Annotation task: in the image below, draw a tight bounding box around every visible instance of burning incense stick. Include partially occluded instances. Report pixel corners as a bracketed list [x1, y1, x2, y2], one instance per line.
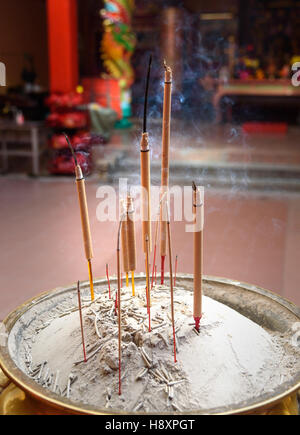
[166, 209, 177, 363]
[77, 281, 87, 363]
[65, 134, 95, 301]
[126, 194, 137, 296]
[192, 182, 204, 332]
[160, 61, 172, 285]
[106, 264, 111, 299]
[140, 55, 152, 256]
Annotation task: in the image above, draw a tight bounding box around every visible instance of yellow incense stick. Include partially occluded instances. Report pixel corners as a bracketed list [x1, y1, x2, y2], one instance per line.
[131, 271, 135, 296]
[88, 259, 95, 301]
[126, 272, 129, 288]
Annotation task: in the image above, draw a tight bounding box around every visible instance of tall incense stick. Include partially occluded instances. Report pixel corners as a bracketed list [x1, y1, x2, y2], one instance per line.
[140, 55, 152, 256]
[65, 134, 95, 301]
[77, 281, 87, 363]
[160, 61, 172, 284]
[192, 182, 204, 332]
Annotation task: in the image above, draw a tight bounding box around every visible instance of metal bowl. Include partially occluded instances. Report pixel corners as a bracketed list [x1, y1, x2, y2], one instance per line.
[0, 275, 299, 415]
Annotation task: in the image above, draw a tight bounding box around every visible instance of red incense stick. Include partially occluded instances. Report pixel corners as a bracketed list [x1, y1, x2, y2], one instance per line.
[161, 255, 166, 285]
[77, 281, 87, 363]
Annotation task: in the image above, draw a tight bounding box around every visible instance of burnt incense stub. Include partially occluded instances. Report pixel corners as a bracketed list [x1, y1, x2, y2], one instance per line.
[1, 276, 299, 415]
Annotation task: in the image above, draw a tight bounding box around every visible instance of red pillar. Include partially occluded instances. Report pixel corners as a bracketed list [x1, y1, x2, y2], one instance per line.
[47, 0, 78, 93]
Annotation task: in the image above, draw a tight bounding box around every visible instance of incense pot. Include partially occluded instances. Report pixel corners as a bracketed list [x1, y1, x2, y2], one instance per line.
[0, 275, 299, 415]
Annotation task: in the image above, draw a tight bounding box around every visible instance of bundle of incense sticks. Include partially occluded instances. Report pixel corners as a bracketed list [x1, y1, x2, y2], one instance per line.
[160, 62, 172, 284]
[192, 182, 204, 332]
[65, 134, 95, 301]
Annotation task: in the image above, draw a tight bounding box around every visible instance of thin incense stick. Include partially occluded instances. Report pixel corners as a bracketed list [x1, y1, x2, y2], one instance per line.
[106, 264, 111, 299]
[65, 133, 94, 301]
[77, 281, 87, 363]
[87, 259, 95, 301]
[160, 61, 172, 284]
[131, 271, 135, 297]
[145, 235, 151, 332]
[167, 213, 177, 363]
[151, 217, 159, 290]
[117, 214, 125, 395]
[192, 182, 204, 332]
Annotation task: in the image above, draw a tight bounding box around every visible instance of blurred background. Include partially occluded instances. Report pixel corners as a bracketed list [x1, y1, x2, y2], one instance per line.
[0, 0, 300, 319]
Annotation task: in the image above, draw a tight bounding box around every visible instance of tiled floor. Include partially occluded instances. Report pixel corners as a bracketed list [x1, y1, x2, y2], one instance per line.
[0, 175, 299, 320]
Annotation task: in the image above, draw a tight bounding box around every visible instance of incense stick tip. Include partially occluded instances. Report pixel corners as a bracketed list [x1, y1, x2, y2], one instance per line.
[64, 132, 78, 166]
[192, 181, 197, 191]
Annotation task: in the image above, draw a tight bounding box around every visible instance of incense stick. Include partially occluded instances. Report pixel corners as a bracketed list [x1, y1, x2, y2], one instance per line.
[160, 61, 172, 284]
[117, 213, 126, 395]
[77, 281, 87, 363]
[65, 133, 95, 301]
[192, 182, 204, 332]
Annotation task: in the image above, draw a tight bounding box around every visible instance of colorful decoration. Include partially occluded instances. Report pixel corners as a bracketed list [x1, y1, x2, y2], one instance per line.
[101, 0, 136, 126]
